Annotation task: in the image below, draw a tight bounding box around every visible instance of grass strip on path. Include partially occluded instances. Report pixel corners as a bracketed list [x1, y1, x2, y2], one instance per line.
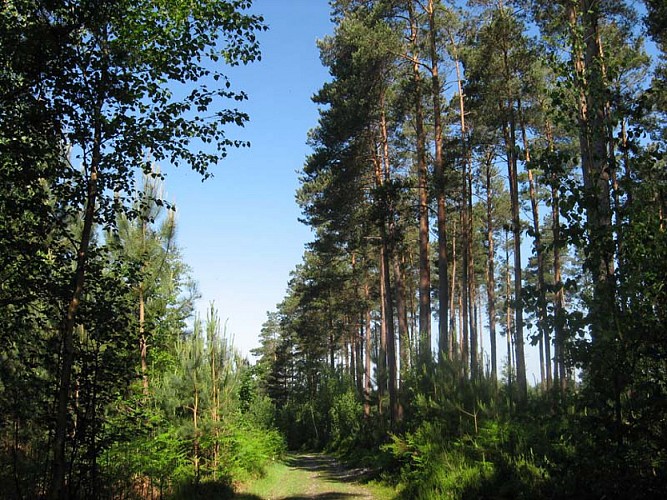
[235, 453, 396, 500]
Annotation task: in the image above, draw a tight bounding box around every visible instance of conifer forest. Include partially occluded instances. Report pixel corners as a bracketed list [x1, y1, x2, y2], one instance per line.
[1, 0, 666, 498]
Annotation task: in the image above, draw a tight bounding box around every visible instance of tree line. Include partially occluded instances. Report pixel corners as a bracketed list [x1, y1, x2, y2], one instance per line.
[252, 0, 666, 497]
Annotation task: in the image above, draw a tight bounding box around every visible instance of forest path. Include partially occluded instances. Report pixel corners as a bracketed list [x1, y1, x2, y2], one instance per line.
[234, 452, 395, 500]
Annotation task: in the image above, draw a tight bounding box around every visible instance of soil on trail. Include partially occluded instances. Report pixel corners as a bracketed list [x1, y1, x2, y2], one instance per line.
[235, 452, 391, 500]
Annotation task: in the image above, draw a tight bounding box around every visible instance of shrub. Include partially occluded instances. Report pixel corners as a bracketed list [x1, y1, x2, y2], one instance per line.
[329, 390, 364, 452]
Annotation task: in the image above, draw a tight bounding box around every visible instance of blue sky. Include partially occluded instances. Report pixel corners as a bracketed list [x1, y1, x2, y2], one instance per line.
[166, 0, 333, 356]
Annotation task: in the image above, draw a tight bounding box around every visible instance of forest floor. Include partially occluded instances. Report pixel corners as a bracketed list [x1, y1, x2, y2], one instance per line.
[234, 452, 396, 499]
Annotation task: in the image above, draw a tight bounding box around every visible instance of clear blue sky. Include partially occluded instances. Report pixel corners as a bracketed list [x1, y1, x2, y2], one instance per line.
[166, 0, 333, 356]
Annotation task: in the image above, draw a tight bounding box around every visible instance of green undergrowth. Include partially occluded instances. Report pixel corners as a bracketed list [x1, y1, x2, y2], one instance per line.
[268, 365, 667, 499]
[382, 419, 553, 499]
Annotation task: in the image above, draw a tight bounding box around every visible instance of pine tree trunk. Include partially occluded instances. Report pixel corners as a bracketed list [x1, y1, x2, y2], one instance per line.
[377, 100, 398, 424]
[477, 293, 485, 375]
[528, 165, 552, 390]
[545, 121, 567, 391]
[454, 55, 469, 378]
[489, 9, 528, 401]
[552, 173, 567, 390]
[356, 318, 364, 398]
[461, 190, 470, 379]
[505, 231, 514, 394]
[453, 39, 474, 379]
[378, 248, 388, 415]
[468, 164, 478, 379]
[349, 321, 356, 384]
[519, 102, 552, 390]
[449, 220, 458, 356]
[427, 0, 450, 363]
[363, 285, 372, 417]
[458, 286, 464, 365]
[393, 254, 410, 386]
[470, 279, 479, 379]
[508, 128, 527, 403]
[485, 153, 498, 387]
[500, 99, 527, 402]
[410, 2, 432, 366]
[382, 244, 398, 426]
[328, 306, 335, 371]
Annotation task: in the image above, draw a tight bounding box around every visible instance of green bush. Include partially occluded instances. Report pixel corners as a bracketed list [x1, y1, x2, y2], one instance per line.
[384, 417, 551, 499]
[218, 418, 286, 483]
[329, 389, 363, 452]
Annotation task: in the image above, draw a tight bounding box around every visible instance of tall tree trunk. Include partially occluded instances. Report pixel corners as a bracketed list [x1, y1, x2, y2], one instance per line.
[518, 100, 552, 390]
[484, 151, 498, 387]
[356, 317, 364, 398]
[349, 320, 356, 384]
[551, 168, 567, 390]
[393, 254, 410, 386]
[382, 243, 398, 426]
[552, 175, 567, 390]
[458, 285, 464, 363]
[467, 161, 478, 379]
[363, 285, 372, 417]
[327, 293, 336, 371]
[449, 219, 458, 356]
[407, 247, 418, 356]
[379, 103, 399, 425]
[545, 120, 568, 391]
[477, 293, 484, 375]
[452, 39, 470, 378]
[410, 2, 432, 367]
[378, 247, 388, 415]
[427, 0, 450, 363]
[470, 279, 479, 379]
[505, 230, 514, 398]
[373, 146, 389, 415]
[461, 171, 470, 379]
[348, 331, 354, 376]
[391, 253, 408, 421]
[528, 164, 552, 390]
[506, 118, 527, 403]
